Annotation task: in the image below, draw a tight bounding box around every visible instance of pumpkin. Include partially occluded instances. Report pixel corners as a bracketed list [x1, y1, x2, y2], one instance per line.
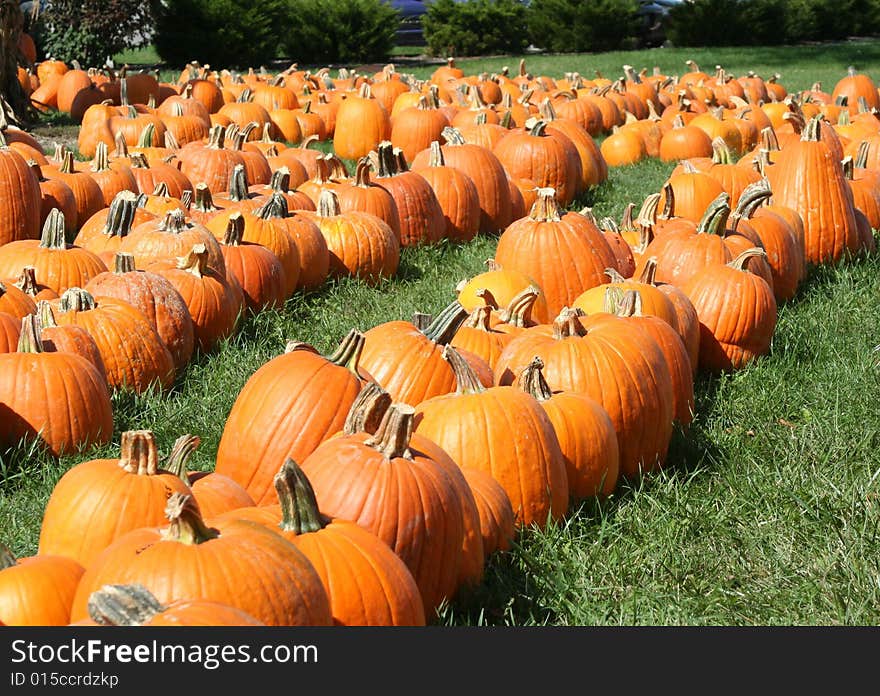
[334, 157, 402, 240]
[178, 125, 246, 194]
[450, 289, 513, 370]
[84, 252, 195, 371]
[219, 459, 427, 626]
[36, 301, 107, 381]
[301, 403, 466, 617]
[29, 159, 77, 235]
[215, 331, 373, 505]
[0, 315, 113, 457]
[81, 584, 263, 626]
[0, 311, 19, 352]
[51, 287, 176, 392]
[0, 543, 84, 626]
[681, 248, 778, 372]
[414, 345, 569, 527]
[12, 265, 57, 302]
[0, 277, 36, 318]
[70, 493, 333, 627]
[457, 258, 550, 324]
[38, 430, 194, 568]
[334, 84, 391, 160]
[391, 94, 450, 164]
[659, 114, 713, 162]
[217, 212, 287, 312]
[494, 187, 618, 317]
[460, 467, 515, 557]
[0, 132, 42, 245]
[659, 160, 726, 224]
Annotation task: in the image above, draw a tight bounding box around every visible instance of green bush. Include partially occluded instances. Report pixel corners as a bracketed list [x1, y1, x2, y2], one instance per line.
[32, 0, 154, 67]
[423, 0, 529, 57]
[282, 0, 400, 65]
[151, 0, 290, 69]
[527, 0, 641, 53]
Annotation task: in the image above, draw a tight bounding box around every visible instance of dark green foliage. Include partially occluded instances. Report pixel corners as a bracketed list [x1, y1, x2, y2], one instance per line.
[32, 0, 154, 67]
[282, 0, 400, 65]
[527, 0, 642, 53]
[666, 0, 880, 48]
[423, 0, 529, 57]
[151, 0, 290, 70]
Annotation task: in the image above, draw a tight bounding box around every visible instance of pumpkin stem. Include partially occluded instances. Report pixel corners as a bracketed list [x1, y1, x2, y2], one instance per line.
[344, 381, 392, 436]
[605, 267, 627, 283]
[176, 244, 209, 277]
[59, 287, 97, 313]
[375, 141, 396, 178]
[411, 312, 433, 331]
[498, 285, 540, 328]
[462, 303, 493, 332]
[638, 257, 660, 286]
[316, 189, 342, 217]
[326, 328, 367, 374]
[516, 356, 553, 402]
[223, 212, 245, 246]
[422, 300, 468, 345]
[602, 285, 627, 314]
[164, 434, 200, 484]
[227, 164, 250, 202]
[17, 314, 44, 354]
[728, 247, 768, 271]
[59, 150, 77, 174]
[695, 193, 731, 235]
[353, 158, 373, 187]
[730, 179, 773, 230]
[38, 209, 67, 249]
[841, 156, 854, 181]
[136, 123, 156, 149]
[475, 286, 498, 309]
[0, 542, 16, 570]
[441, 126, 466, 146]
[620, 202, 636, 231]
[364, 403, 416, 460]
[529, 188, 563, 222]
[427, 140, 445, 167]
[102, 191, 139, 238]
[711, 137, 733, 165]
[270, 167, 291, 193]
[87, 584, 165, 626]
[274, 459, 326, 535]
[113, 252, 136, 274]
[159, 209, 188, 234]
[206, 124, 226, 150]
[442, 344, 485, 395]
[36, 300, 57, 328]
[162, 493, 218, 545]
[552, 307, 588, 340]
[192, 183, 219, 214]
[151, 182, 171, 199]
[90, 141, 112, 173]
[801, 115, 822, 142]
[659, 182, 675, 219]
[118, 430, 160, 475]
[14, 267, 40, 298]
[256, 192, 290, 220]
[856, 140, 871, 170]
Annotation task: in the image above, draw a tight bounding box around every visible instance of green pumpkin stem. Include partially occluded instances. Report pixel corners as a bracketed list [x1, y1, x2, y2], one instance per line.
[527, 119, 548, 137]
[206, 124, 225, 150]
[164, 434, 200, 483]
[118, 430, 160, 475]
[695, 193, 731, 235]
[364, 403, 416, 460]
[856, 140, 871, 170]
[17, 314, 44, 354]
[343, 381, 392, 436]
[516, 357, 553, 402]
[602, 285, 627, 314]
[102, 191, 139, 238]
[711, 137, 733, 165]
[274, 459, 326, 534]
[38, 209, 67, 249]
[90, 141, 112, 172]
[530, 188, 563, 222]
[730, 179, 773, 231]
[176, 244, 209, 277]
[422, 300, 468, 345]
[728, 247, 768, 271]
[552, 307, 588, 340]
[441, 126, 466, 146]
[326, 328, 367, 374]
[442, 343, 485, 395]
[227, 164, 250, 202]
[59, 287, 97, 313]
[37, 299, 57, 328]
[428, 140, 445, 167]
[87, 584, 165, 626]
[499, 286, 540, 328]
[137, 123, 156, 149]
[412, 312, 433, 331]
[162, 493, 218, 545]
[222, 212, 244, 247]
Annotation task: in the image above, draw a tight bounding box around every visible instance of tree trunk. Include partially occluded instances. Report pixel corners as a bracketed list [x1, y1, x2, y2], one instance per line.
[0, 0, 30, 126]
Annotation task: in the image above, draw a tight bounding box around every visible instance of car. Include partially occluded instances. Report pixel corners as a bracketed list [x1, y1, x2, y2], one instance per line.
[636, 0, 686, 46]
[391, 0, 432, 47]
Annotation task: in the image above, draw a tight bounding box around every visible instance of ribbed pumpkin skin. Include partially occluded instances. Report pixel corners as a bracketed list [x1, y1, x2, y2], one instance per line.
[187, 472, 255, 519]
[0, 281, 37, 318]
[0, 554, 84, 626]
[300, 431, 465, 618]
[0, 349, 113, 457]
[283, 214, 329, 290]
[53, 296, 175, 392]
[40, 321, 107, 382]
[0, 146, 42, 245]
[494, 127, 582, 206]
[658, 170, 725, 224]
[375, 170, 446, 247]
[85, 268, 195, 372]
[74, 206, 156, 260]
[769, 129, 861, 265]
[39, 462, 192, 569]
[334, 95, 390, 161]
[412, 162, 481, 243]
[0, 312, 19, 352]
[220, 241, 287, 313]
[746, 211, 804, 303]
[414, 385, 569, 529]
[495, 205, 618, 318]
[682, 260, 778, 372]
[215, 506, 426, 627]
[119, 215, 226, 278]
[457, 266, 550, 324]
[460, 467, 515, 556]
[495, 316, 675, 479]
[215, 349, 368, 505]
[335, 168, 402, 240]
[391, 105, 449, 164]
[0, 242, 108, 296]
[69, 517, 333, 627]
[178, 143, 246, 195]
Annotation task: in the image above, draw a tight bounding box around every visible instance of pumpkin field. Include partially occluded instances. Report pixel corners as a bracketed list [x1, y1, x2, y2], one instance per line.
[0, 36, 879, 627]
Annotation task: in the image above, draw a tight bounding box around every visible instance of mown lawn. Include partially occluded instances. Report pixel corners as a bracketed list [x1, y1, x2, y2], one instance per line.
[5, 43, 880, 625]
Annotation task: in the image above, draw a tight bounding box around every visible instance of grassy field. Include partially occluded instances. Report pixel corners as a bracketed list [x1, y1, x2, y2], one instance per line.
[5, 43, 880, 625]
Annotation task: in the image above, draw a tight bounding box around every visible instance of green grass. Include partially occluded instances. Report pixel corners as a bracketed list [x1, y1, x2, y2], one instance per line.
[8, 42, 880, 625]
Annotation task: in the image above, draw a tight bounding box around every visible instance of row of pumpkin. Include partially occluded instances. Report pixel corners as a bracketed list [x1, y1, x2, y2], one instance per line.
[0, 59, 878, 627]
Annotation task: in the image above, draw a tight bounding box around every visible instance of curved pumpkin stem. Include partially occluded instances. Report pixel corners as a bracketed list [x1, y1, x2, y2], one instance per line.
[604, 267, 627, 283]
[343, 381, 392, 436]
[638, 257, 660, 286]
[316, 189, 342, 217]
[730, 179, 772, 230]
[422, 300, 468, 345]
[118, 430, 160, 476]
[516, 357, 553, 402]
[274, 459, 326, 535]
[0, 542, 16, 570]
[17, 314, 44, 354]
[326, 328, 367, 375]
[462, 303, 494, 332]
[728, 247, 768, 271]
[552, 307, 588, 340]
[38, 209, 67, 250]
[269, 167, 291, 193]
[499, 285, 540, 328]
[442, 344, 485, 395]
[162, 493, 218, 545]
[164, 433, 201, 484]
[659, 182, 676, 220]
[226, 164, 250, 202]
[87, 584, 165, 626]
[364, 403, 416, 460]
[696, 193, 731, 235]
[176, 244, 209, 277]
